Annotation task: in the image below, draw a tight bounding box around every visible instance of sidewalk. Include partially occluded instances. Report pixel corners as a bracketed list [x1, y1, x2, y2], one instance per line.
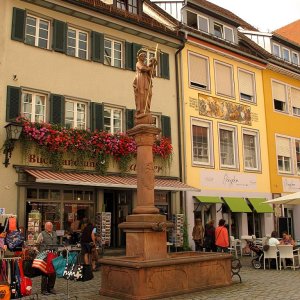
[28, 254, 300, 300]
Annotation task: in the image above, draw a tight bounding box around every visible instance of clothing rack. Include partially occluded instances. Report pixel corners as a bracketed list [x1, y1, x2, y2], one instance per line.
[0, 257, 21, 260]
[0, 214, 17, 218]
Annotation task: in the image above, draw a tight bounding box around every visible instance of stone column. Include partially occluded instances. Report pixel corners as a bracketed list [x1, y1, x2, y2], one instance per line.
[119, 124, 172, 260]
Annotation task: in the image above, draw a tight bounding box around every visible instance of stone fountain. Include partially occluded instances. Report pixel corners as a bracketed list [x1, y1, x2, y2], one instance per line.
[99, 49, 232, 299]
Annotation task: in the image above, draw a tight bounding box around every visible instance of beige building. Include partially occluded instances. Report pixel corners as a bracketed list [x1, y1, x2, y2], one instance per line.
[0, 0, 187, 247]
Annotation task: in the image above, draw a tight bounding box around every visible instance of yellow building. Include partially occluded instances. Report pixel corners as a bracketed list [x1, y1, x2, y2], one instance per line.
[243, 29, 300, 239]
[176, 1, 274, 246]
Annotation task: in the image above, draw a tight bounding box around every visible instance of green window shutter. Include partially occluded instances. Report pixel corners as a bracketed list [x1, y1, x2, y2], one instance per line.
[90, 102, 104, 131]
[52, 20, 66, 53]
[6, 86, 21, 122]
[125, 42, 133, 70]
[126, 109, 135, 130]
[161, 115, 171, 140]
[50, 94, 65, 125]
[160, 52, 170, 79]
[91, 31, 104, 63]
[11, 7, 25, 42]
[132, 43, 142, 71]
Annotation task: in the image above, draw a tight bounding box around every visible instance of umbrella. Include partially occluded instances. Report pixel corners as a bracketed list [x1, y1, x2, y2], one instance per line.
[264, 192, 300, 205]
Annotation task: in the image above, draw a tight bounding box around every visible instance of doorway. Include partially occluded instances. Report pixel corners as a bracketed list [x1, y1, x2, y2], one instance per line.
[104, 190, 132, 248]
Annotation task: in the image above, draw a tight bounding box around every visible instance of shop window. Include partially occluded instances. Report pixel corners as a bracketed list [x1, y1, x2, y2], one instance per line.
[215, 61, 234, 98]
[219, 125, 238, 169]
[65, 100, 87, 129]
[64, 190, 74, 201]
[27, 188, 38, 199]
[50, 190, 60, 200]
[22, 91, 47, 123]
[39, 189, 49, 200]
[104, 106, 123, 133]
[276, 136, 292, 173]
[25, 15, 50, 49]
[104, 38, 123, 68]
[238, 69, 256, 103]
[272, 81, 287, 113]
[243, 129, 260, 171]
[67, 27, 88, 59]
[188, 52, 210, 90]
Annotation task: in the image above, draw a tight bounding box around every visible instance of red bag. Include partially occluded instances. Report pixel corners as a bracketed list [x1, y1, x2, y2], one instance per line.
[8, 217, 17, 231]
[46, 252, 58, 274]
[18, 260, 32, 296]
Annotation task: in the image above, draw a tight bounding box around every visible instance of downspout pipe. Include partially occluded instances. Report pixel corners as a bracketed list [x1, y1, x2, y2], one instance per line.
[175, 33, 186, 213]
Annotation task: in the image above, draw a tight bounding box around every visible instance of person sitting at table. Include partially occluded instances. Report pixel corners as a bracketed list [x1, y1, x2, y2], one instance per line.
[268, 231, 280, 247]
[280, 231, 296, 247]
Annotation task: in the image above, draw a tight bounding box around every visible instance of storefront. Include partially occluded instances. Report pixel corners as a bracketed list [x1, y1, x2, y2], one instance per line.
[16, 168, 190, 248]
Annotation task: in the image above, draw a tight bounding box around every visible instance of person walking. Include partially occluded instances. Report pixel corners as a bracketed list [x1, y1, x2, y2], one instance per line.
[80, 220, 96, 267]
[215, 219, 229, 253]
[36, 222, 58, 295]
[192, 218, 204, 251]
[204, 219, 216, 252]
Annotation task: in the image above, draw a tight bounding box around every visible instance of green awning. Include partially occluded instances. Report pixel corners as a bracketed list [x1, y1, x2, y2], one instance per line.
[195, 196, 223, 204]
[223, 197, 252, 213]
[248, 198, 273, 213]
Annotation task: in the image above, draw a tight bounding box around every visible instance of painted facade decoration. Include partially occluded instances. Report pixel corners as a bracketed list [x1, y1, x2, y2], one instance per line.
[189, 94, 252, 125]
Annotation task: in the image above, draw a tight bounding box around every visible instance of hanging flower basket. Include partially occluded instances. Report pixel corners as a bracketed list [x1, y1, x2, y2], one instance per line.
[14, 117, 173, 174]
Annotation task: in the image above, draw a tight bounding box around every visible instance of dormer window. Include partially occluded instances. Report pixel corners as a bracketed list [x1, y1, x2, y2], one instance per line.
[116, 0, 138, 14]
[282, 47, 290, 62]
[273, 43, 281, 57]
[214, 23, 223, 38]
[292, 52, 299, 65]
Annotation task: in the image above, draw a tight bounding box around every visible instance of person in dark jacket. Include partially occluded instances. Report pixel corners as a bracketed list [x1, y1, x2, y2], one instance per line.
[80, 220, 96, 266]
[204, 219, 216, 252]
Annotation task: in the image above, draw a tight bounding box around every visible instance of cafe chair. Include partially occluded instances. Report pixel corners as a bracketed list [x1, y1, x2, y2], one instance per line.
[263, 245, 278, 270]
[229, 236, 242, 258]
[277, 245, 300, 270]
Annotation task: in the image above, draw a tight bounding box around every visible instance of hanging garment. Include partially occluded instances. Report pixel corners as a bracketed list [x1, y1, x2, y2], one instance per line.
[18, 259, 32, 297]
[8, 217, 17, 232]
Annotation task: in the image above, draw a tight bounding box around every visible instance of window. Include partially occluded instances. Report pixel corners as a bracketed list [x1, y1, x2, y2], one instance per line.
[219, 125, 237, 168]
[291, 87, 300, 117]
[296, 140, 300, 174]
[214, 23, 223, 38]
[224, 26, 234, 43]
[65, 100, 87, 129]
[273, 43, 281, 57]
[272, 81, 287, 112]
[25, 15, 49, 49]
[198, 15, 209, 33]
[215, 61, 234, 97]
[104, 38, 123, 68]
[117, 0, 138, 14]
[192, 119, 213, 166]
[186, 11, 197, 29]
[276, 136, 292, 173]
[282, 48, 290, 62]
[243, 130, 260, 171]
[292, 52, 299, 65]
[238, 69, 256, 103]
[67, 27, 88, 59]
[22, 91, 46, 122]
[104, 107, 122, 133]
[188, 53, 210, 90]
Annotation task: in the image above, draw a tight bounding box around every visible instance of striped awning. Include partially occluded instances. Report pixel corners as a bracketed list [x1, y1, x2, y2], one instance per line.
[24, 169, 198, 191]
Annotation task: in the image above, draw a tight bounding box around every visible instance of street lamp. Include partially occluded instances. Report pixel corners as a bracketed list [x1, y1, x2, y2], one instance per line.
[3, 122, 23, 167]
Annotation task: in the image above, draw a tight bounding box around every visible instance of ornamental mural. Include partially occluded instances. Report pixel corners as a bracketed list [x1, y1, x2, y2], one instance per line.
[189, 94, 252, 125]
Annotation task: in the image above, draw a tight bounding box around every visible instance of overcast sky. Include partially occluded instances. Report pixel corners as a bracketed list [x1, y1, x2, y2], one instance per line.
[208, 0, 300, 32]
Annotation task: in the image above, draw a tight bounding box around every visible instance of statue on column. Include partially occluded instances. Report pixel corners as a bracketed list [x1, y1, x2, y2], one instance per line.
[133, 49, 157, 124]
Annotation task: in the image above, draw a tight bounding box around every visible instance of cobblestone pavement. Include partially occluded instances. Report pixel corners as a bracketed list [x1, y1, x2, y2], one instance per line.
[27, 256, 300, 300]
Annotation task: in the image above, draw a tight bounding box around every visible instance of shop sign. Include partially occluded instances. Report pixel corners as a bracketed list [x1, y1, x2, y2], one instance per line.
[27, 154, 163, 174]
[282, 177, 300, 193]
[0, 208, 5, 215]
[200, 170, 257, 190]
[274, 205, 282, 217]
